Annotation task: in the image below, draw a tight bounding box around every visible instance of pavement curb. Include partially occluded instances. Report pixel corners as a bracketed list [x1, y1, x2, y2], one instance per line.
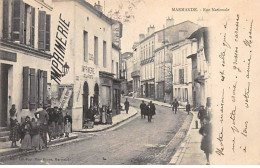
[168, 111, 198, 165]
[75, 108, 138, 133]
[149, 111, 193, 165]
[0, 134, 78, 162]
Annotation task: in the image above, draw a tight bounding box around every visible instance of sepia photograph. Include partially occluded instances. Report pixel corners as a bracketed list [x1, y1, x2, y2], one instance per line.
[0, 0, 259, 165]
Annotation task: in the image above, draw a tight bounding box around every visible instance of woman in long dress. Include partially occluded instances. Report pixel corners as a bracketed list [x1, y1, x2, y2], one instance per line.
[21, 116, 32, 150]
[9, 118, 20, 148]
[31, 119, 44, 151]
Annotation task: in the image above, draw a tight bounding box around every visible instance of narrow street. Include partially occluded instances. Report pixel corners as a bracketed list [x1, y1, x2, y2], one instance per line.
[3, 98, 192, 165]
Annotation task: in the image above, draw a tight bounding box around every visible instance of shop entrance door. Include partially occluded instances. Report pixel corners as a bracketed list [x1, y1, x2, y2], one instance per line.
[0, 63, 10, 127]
[83, 82, 89, 122]
[94, 83, 99, 106]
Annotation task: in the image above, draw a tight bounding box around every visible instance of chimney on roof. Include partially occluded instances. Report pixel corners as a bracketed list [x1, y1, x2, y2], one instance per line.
[166, 16, 174, 28]
[94, 1, 103, 13]
[147, 25, 155, 36]
[139, 34, 145, 42]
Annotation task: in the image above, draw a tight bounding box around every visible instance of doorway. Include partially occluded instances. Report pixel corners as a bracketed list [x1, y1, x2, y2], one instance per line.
[83, 82, 89, 122]
[94, 83, 99, 106]
[0, 63, 11, 127]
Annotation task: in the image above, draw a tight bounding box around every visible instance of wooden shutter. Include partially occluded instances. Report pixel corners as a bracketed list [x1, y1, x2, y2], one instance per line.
[22, 67, 30, 109]
[29, 68, 36, 109]
[2, 0, 9, 39]
[30, 7, 35, 47]
[36, 69, 40, 108]
[43, 71, 48, 106]
[45, 14, 51, 51]
[38, 70, 44, 108]
[11, 0, 25, 43]
[38, 11, 46, 51]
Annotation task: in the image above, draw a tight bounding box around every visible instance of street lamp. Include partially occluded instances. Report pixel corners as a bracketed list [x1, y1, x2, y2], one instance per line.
[62, 62, 70, 77]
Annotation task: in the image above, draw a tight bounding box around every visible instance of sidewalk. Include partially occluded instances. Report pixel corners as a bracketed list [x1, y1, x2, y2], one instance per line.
[0, 133, 78, 159]
[77, 105, 138, 133]
[129, 96, 185, 109]
[169, 111, 206, 165]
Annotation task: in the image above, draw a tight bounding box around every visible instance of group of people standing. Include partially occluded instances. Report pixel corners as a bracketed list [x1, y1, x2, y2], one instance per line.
[139, 100, 156, 122]
[8, 104, 72, 151]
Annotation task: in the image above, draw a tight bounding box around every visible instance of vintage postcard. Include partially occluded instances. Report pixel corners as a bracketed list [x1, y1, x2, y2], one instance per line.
[0, 0, 259, 165]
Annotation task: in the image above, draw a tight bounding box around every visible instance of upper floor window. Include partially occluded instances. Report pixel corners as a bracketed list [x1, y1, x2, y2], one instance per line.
[94, 36, 98, 65]
[2, 0, 50, 51]
[83, 31, 88, 62]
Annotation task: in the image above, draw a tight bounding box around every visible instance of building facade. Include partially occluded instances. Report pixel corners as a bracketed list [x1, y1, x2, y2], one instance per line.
[121, 52, 133, 95]
[0, 0, 53, 127]
[131, 42, 141, 97]
[153, 20, 200, 103]
[187, 27, 211, 108]
[51, 0, 122, 131]
[170, 39, 196, 106]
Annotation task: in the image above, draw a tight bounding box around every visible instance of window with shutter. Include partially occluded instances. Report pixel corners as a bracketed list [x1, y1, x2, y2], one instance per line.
[30, 7, 35, 47]
[3, 0, 9, 39]
[29, 68, 36, 109]
[45, 14, 51, 51]
[22, 67, 30, 109]
[43, 71, 48, 105]
[12, 0, 25, 43]
[38, 11, 46, 51]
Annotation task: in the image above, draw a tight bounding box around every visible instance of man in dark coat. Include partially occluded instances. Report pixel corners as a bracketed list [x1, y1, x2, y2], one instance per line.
[171, 99, 179, 114]
[198, 105, 207, 127]
[124, 99, 130, 114]
[147, 101, 156, 122]
[186, 101, 191, 115]
[149, 101, 156, 116]
[140, 100, 146, 119]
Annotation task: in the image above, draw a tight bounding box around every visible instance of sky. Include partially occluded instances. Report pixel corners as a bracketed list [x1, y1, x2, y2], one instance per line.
[86, 0, 208, 53]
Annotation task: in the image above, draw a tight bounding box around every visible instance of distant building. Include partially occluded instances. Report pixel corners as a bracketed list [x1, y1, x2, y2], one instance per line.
[0, 0, 53, 126]
[170, 39, 197, 106]
[121, 52, 133, 95]
[153, 20, 201, 103]
[131, 42, 141, 97]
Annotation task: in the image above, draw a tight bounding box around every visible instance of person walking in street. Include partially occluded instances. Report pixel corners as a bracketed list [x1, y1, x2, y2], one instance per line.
[149, 101, 156, 117]
[198, 105, 207, 127]
[124, 99, 130, 114]
[199, 116, 212, 165]
[146, 104, 152, 122]
[34, 106, 49, 148]
[171, 99, 179, 114]
[64, 112, 72, 138]
[147, 101, 156, 122]
[140, 100, 146, 119]
[186, 101, 191, 115]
